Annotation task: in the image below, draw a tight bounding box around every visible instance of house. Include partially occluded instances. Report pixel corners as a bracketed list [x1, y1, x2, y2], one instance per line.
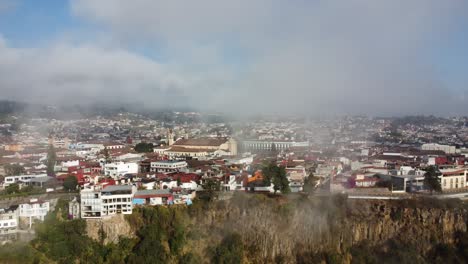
[150, 160, 188, 173]
[80, 185, 136, 219]
[133, 189, 173, 206]
[439, 169, 467, 190]
[104, 162, 138, 179]
[0, 206, 19, 244]
[19, 199, 50, 229]
[2, 174, 48, 188]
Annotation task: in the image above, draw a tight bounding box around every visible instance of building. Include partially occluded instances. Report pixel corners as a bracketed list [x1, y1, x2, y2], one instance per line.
[241, 140, 309, 152]
[155, 137, 238, 159]
[133, 189, 173, 206]
[104, 162, 138, 179]
[81, 185, 136, 219]
[150, 160, 188, 173]
[19, 199, 50, 229]
[422, 143, 458, 154]
[2, 174, 48, 188]
[0, 206, 18, 244]
[439, 169, 467, 190]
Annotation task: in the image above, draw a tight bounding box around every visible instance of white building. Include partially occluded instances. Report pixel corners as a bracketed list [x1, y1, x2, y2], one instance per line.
[0, 207, 18, 243]
[104, 162, 138, 179]
[150, 160, 188, 173]
[422, 143, 458, 154]
[81, 185, 136, 219]
[439, 169, 467, 190]
[242, 140, 309, 151]
[2, 174, 48, 188]
[19, 199, 50, 228]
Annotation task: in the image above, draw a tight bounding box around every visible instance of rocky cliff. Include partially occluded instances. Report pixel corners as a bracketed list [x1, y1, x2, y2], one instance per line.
[84, 195, 468, 263]
[86, 214, 136, 244]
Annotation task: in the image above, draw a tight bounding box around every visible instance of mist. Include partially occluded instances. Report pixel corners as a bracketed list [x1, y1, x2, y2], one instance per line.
[1, 0, 468, 116]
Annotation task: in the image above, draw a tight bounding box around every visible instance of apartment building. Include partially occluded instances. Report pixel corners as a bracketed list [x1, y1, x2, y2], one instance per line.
[81, 185, 136, 219]
[19, 199, 50, 229]
[104, 162, 138, 179]
[150, 160, 188, 173]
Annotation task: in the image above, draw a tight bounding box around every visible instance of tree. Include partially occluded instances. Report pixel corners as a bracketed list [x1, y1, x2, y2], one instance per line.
[262, 163, 290, 194]
[5, 183, 19, 194]
[134, 143, 154, 153]
[63, 175, 78, 191]
[201, 178, 220, 201]
[212, 232, 245, 264]
[46, 144, 56, 176]
[4, 164, 25, 176]
[303, 173, 319, 193]
[103, 147, 111, 164]
[424, 166, 442, 194]
[271, 143, 277, 153]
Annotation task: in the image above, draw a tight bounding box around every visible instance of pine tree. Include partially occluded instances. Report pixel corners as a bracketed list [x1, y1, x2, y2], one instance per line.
[46, 144, 56, 176]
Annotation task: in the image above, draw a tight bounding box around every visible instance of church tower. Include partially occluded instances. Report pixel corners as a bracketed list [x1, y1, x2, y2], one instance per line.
[167, 129, 175, 146]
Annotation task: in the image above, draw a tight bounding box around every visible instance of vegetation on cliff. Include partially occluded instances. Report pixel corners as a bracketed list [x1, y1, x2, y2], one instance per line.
[2, 195, 468, 263]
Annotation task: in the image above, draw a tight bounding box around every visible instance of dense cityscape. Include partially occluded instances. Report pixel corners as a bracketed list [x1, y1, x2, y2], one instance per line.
[0, 101, 468, 262]
[2, 0, 468, 263]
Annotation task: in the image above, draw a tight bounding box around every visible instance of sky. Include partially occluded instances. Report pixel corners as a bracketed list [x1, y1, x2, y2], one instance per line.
[1, 0, 468, 117]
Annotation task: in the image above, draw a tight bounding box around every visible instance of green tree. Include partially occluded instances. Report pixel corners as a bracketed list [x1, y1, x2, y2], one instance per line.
[201, 178, 220, 201]
[134, 143, 154, 153]
[271, 143, 277, 153]
[103, 147, 111, 164]
[303, 173, 319, 193]
[212, 232, 245, 264]
[424, 166, 442, 194]
[5, 183, 20, 194]
[46, 144, 56, 176]
[63, 175, 78, 191]
[4, 164, 25, 176]
[262, 163, 290, 194]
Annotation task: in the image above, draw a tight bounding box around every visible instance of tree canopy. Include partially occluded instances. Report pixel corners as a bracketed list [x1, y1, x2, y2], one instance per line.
[134, 142, 154, 153]
[63, 175, 78, 191]
[424, 166, 442, 194]
[46, 144, 56, 176]
[262, 163, 290, 194]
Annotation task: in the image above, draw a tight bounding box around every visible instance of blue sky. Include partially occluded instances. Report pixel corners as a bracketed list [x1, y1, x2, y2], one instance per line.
[1, 0, 468, 115]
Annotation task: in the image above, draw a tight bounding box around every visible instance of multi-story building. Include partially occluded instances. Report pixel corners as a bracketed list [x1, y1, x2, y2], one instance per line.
[104, 162, 138, 179]
[2, 174, 48, 187]
[241, 140, 309, 152]
[19, 199, 50, 229]
[422, 143, 458, 154]
[81, 185, 136, 219]
[0, 206, 19, 244]
[439, 169, 467, 190]
[150, 160, 188, 173]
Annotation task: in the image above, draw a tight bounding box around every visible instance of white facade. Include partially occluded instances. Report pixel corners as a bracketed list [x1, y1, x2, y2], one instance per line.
[81, 185, 136, 219]
[19, 199, 50, 228]
[0, 209, 18, 243]
[242, 140, 309, 151]
[422, 143, 458, 154]
[440, 169, 467, 190]
[150, 161, 188, 173]
[3, 174, 48, 187]
[104, 162, 138, 179]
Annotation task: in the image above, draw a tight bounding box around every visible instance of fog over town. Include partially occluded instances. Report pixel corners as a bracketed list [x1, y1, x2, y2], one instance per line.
[2, 1, 468, 263]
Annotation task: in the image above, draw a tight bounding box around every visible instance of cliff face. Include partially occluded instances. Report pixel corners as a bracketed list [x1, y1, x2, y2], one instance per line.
[84, 195, 468, 263]
[86, 214, 136, 244]
[191, 196, 468, 262]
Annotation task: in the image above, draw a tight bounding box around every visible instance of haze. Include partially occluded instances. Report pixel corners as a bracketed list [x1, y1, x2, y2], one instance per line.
[1, 0, 468, 116]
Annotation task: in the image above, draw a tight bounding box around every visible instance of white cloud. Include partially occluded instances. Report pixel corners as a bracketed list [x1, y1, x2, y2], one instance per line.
[1, 1, 468, 116]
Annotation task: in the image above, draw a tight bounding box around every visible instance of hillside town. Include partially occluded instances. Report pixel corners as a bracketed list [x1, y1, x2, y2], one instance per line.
[1, 109, 468, 244]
